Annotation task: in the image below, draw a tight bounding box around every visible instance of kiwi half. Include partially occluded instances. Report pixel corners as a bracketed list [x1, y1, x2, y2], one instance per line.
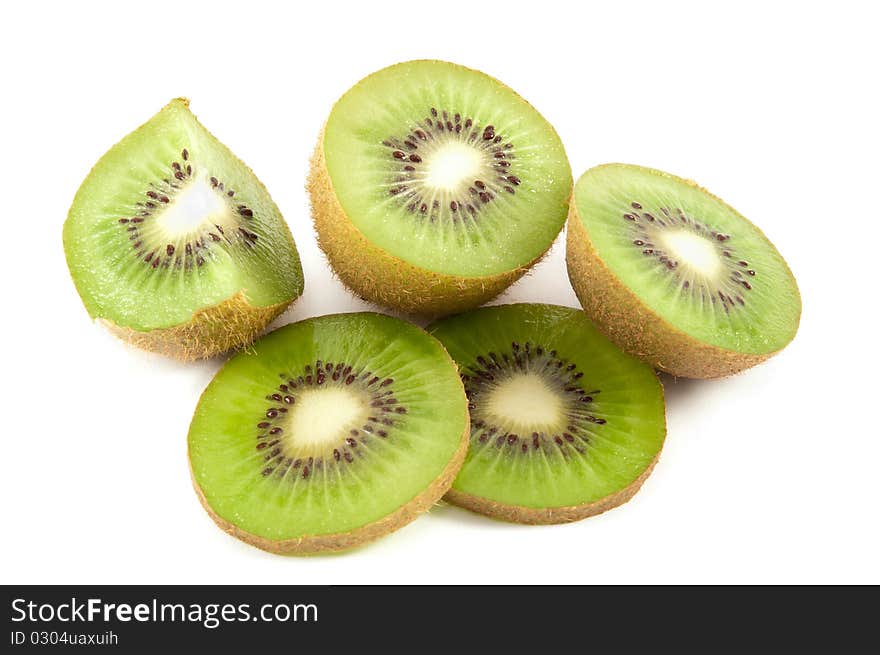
[308, 60, 572, 315]
[428, 304, 665, 524]
[188, 312, 469, 554]
[566, 164, 801, 378]
[64, 99, 303, 360]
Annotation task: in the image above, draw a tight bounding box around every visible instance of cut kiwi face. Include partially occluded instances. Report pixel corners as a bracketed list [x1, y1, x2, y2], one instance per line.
[188, 312, 469, 554]
[566, 164, 801, 378]
[309, 60, 572, 315]
[63, 98, 304, 360]
[428, 304, 665, 524]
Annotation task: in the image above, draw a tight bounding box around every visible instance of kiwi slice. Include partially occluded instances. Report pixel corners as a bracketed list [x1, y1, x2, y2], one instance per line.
[188, 312, 469, 554]
[566, 164, 801, 378]
[63, 98, 303, 360]
[308, 60, 572, 315]
[428, 304, 665, 524]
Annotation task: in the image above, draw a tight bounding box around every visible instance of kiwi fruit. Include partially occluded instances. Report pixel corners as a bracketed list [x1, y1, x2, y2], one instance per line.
[188, 312, 469, 554]
[428, 304, 665, 524]
[308, 60, 572, 315]
[566, 164, 801, 378]
[63, 98, 304, 360]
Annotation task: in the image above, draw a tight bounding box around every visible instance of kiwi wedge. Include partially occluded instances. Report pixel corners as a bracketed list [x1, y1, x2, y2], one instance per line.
[566, 164, 801, 378]
[308, 60, 572, 315]
[188, 312, 469, 554]
[428, 304, 665, 524]
[63, 98, 303, 360]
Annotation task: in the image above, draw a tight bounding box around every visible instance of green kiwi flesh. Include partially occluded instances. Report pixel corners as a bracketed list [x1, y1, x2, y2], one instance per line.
[188, 312, 469, 554]
[429, 304, 665, 524]
[63, 98, 303, 359]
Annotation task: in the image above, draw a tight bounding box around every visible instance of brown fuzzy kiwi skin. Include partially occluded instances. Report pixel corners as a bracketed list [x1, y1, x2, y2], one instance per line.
[444, 452, 661, 525]
[188, 346, 471, 555]
[565, 179, 800, 378]
[307, 133, 550, 317]
[101, 292, 292, 361]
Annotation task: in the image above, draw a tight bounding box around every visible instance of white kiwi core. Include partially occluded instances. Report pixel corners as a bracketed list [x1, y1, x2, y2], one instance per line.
[423, 141, 485, 191]
[283, 387, 368, 452]
[484, 373, 564, 432]
[659, 229, 722, 277]
[157, 175, 234, 238]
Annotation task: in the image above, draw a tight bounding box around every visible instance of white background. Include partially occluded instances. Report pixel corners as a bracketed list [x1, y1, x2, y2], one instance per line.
[2, 1, 877, 585]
